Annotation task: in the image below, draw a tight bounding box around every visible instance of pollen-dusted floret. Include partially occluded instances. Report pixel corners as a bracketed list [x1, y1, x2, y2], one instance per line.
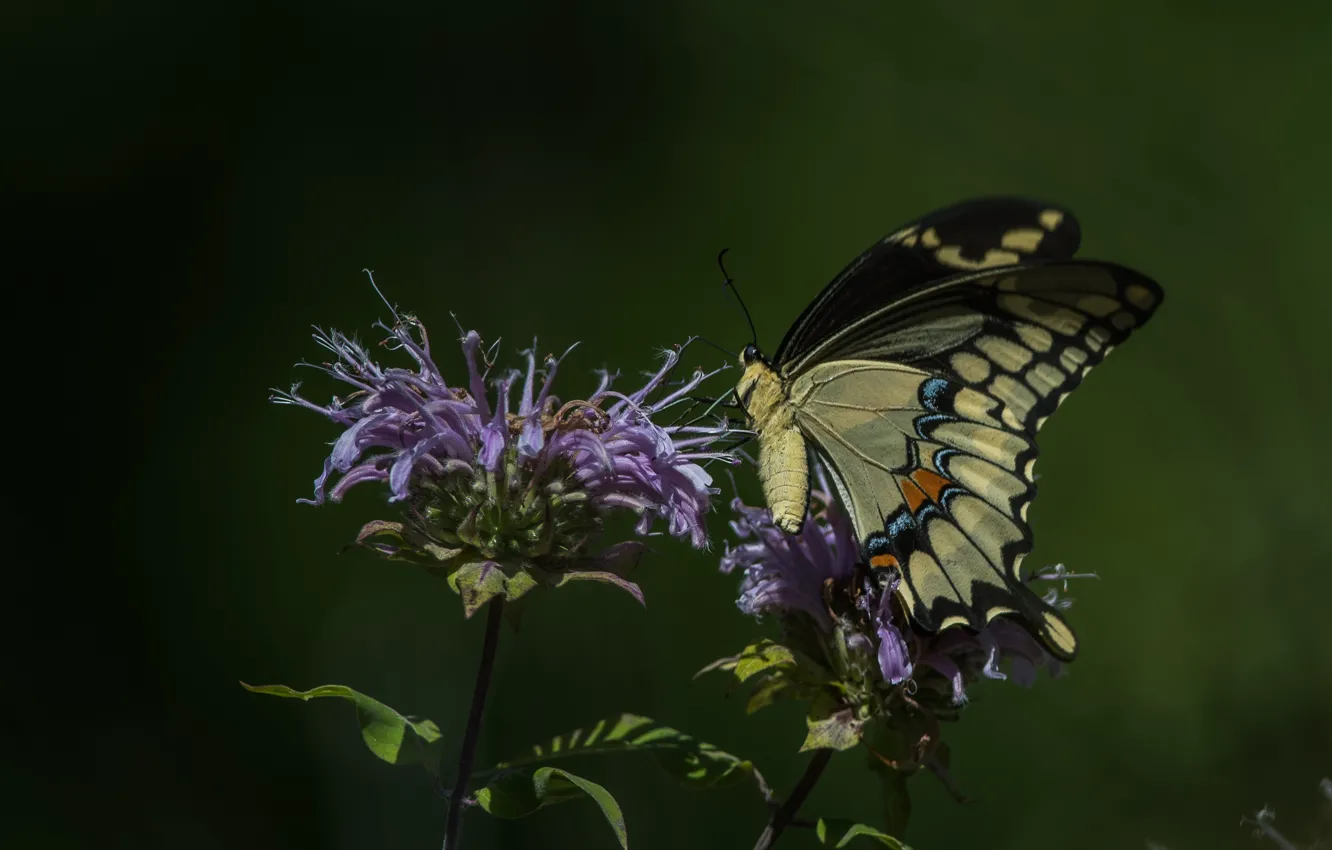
[272, 308, 738, 614]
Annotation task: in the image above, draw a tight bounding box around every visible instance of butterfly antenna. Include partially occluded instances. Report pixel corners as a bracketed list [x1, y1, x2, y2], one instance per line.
[717, 248, 758, 348]
[696, 336, 739, 360]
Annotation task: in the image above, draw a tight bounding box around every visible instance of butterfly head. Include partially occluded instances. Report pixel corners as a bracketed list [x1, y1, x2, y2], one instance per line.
[735, 345, 787, 429]
[740, 343, 765, 366]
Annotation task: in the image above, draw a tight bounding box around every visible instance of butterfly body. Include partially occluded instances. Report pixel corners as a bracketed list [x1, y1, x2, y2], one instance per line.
[737, 346, 809, 534]
[733, 198, 1163, 661]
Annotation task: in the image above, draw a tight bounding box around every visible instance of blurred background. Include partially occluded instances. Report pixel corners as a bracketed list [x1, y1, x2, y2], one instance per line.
[9, 2, 1331, 848]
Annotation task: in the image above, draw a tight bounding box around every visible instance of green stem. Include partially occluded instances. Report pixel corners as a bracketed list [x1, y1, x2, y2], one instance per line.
[752, 748, 834, 850]
[443, 597, 505, 850]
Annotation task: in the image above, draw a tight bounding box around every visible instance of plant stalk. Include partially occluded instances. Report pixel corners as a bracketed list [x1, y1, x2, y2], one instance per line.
[443, 597, 505, 850]
[752, 748, 834, 850]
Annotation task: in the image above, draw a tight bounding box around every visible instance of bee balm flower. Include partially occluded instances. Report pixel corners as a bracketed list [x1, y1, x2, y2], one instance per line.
[273, 309, 736, 615]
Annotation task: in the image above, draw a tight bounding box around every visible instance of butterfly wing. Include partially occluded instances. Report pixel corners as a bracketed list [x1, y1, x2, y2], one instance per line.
[786, 261, 1163, 660]
[774, 197, 1083, 372]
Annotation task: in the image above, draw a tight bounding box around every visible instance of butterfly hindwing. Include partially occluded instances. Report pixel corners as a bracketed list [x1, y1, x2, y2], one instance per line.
[789, 361, 1077, 658]
[775, 198, 1083, 372]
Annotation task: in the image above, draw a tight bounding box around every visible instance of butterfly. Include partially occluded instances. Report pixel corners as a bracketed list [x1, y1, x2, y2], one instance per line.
[732, 198, 1163, 660]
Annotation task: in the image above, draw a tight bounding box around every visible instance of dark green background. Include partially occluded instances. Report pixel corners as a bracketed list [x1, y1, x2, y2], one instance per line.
[12, 2, 1331, 848]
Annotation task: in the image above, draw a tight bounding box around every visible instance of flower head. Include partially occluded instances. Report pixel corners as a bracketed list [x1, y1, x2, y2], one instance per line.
[710, 466, 1081, 764]
[273, 307, 737, 614]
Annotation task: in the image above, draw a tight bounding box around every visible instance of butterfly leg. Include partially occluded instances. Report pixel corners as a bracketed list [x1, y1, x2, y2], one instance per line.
[666, 392, 743, 429]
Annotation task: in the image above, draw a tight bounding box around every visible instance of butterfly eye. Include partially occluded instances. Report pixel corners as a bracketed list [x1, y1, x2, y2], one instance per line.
[742, 344, 760, 365]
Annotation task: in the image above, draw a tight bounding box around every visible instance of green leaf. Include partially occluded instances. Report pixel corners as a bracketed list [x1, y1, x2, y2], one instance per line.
[745, 676, 796, 715]
[354, 520, 466, 574]
[815, 818, 910, 848]
[448, 560, 540, 617]
[474, 767, 628, 848]
[696, 639, 796, 683]
[801, 693, 864, 752]
[240, 682, 442, 773]
[734, 640, 797, 682]
[481, 714, 766, 795]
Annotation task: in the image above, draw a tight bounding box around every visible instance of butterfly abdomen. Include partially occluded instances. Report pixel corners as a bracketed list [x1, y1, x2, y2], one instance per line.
[739, 358, 811, 534]
[758, 426, 809, 534]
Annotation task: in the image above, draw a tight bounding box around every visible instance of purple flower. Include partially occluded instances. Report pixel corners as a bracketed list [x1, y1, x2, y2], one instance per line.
[721, 485, 856, 633]
[272, 307, 737, 612]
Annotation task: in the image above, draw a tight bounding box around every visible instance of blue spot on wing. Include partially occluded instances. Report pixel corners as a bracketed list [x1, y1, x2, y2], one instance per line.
[886, 509, 915, 538]
[921, 377, 952, 412]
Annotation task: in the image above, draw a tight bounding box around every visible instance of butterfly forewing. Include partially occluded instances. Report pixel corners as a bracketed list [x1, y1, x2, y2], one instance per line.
[774, 198, 1083, 370]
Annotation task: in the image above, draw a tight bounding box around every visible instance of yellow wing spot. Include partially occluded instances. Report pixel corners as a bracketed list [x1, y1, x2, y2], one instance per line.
[948, 492, 1022, 566]
[1000, 406, 1022, 430]
[977, 335, 1034, 372]
[1001, 228, 1045, 252]
[1083, 325, 1111, 352]
[885, 226, 918, 245]
[1036, 610, 1078, 660]
[1125, 283, 1157, 309]
[944, 453, 1027, 514]
[999, 293, 1087, 336]
[921, 227, 941, 248]
[952, 386, 1004, 428]
[938, 613, 971, 630]
[951, 351, 991, 383]
[1022, 457, 1038, 483]
[935, 246, 1021, 270]
[1074, 293, 1121, 317]
[932, 420, 1026, 470]
[1015, 322, 1054, 353]
[1039, 209, 1064, 231]
[1025, 362, 1066, 397]
[1059, 345, 1089, 372]
[1111, 311, 1137, 330]
[991, 374, 1038, 425]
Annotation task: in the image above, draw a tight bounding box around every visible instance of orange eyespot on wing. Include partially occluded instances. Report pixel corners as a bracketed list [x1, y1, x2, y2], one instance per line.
[899, 467, 957, 513]
[868, 552, 900, 570]
[900, 477, 928, 513]
[909, 468, 952, 504]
